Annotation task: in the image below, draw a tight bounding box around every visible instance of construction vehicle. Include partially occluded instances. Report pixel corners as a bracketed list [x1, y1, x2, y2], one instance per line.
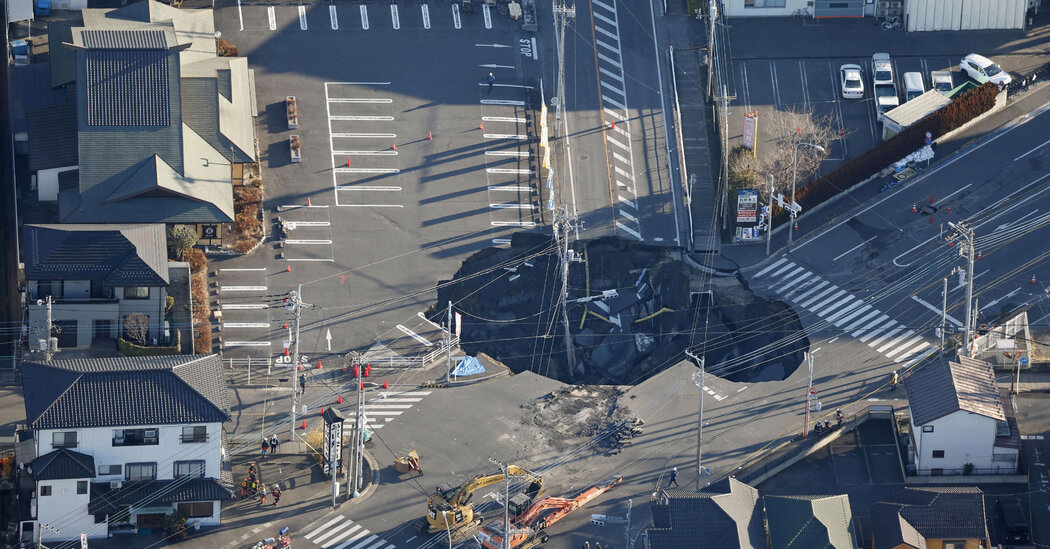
[477, 475, 622, 549]
[419, 465, 543, 542]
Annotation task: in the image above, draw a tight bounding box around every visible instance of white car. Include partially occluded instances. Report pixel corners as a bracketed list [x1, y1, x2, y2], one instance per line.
[840, 64, 864, 99]
[960, 53, 1012, 86]
[931, 70, 954, 94]
[872, 52, 894, 86]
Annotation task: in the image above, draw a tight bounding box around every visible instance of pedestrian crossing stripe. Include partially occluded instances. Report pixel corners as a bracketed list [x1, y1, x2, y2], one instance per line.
[753, 258, 932, 363]
[304, 514, 395, 549]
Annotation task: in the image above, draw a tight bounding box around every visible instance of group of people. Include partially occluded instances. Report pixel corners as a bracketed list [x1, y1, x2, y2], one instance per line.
[239, 462, 283, 506]
[262, 434, 280, 457]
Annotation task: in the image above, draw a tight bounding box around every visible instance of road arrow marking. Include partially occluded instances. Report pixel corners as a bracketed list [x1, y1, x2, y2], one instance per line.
[325, 329, 332, 351]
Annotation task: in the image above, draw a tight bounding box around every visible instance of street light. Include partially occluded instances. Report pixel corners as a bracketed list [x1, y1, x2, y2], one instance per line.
[789, 142, 825, 243]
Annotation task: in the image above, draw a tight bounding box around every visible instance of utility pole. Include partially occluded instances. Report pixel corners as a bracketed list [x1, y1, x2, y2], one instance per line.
[624, 498, 632, 549]
[488, 457, 522, 549]
[940, 277, 948, 351]
[352, 358, 364, 498]
[686, 350, 705, 490]
[43, 296, 53, 361]
[948, 222, 976, 355]
[705, 0, 717, 100]
[766, 174, 774, 256]
[445, 301, 452, 383]
[554, 207, 577, 380]
[288, 286, 304, 443]
[802, 352, 813, 438]
[552, 0, 574, 137]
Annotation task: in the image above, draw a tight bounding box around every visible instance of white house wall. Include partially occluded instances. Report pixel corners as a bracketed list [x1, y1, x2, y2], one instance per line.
[36, 167, 77, 202]
[907, 0, 1024, 31]
[914, 410, 1001, 472]
[36, 478, 99, 542]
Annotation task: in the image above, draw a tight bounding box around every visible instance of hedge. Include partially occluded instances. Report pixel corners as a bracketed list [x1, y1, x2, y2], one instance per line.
[777, 82, 1000, 223]
[118, 330, 181, 356]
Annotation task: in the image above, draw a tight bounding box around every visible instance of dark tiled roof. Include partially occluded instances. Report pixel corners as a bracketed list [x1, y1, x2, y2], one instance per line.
[23, 223, 168, 286]
[27, 101, 79, 171]
[22, 355, 230, 430]
[89, 477, 233, 514]
[872, 487, 988, 549]
[49, 21, 79, 87]
[647, 478, 765, 549]
[81, 29, 169, 50]
[32, 449, 95, 481]
[10, 64, 70, 136]
[905, 358, 1004, 426]
[765, 494, 857, 549]
[84, 48, 171, 127]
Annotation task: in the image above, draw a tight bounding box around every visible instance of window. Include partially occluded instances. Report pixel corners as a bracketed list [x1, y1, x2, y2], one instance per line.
[177, 502, 214, 518]
[922, 425, 934, 433]
[77, 481, 88, 495]
[181, 426, 208, 443]
[993, 453, 1016, 463]
[98, 465, 122, 476]
[40, 485, 52, 496]
[943, 542, 966, 549]
[113, 428, 158, 446]
[123, 286, 150, 299]
[125, 463, 157, 482]
[932, 450, 945, 458]
[743, 0, 786, 5]
[996, 420, 1011, 437]
[52, 431, 78, 449]
[174, 461, 206, 479]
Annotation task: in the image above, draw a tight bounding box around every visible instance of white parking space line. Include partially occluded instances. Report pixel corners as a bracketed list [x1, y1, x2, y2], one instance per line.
[223, 341, 272, 347]
[486, 151, 529, 157]
[452, 3, 461, 29]
[236, 0, 244, 30]
[391, 5, 400, 29]
[480, 100, 526, 106]
[223, 322, 270, 329]
[220, 267, 266, 272]
[267, 5, 276, 30]
[360, 5, 369, 29]
[483, 3, 492, 28]
[335, 167, 400, 174]
[329, 98, 393, 104]
[332, 150, 398, 156]
[221, 286, 267, 292]
[491, 221, 537, 227]
[284, 240, 333, 245]
[222, 304, 269, 310]
[329, 5, 338, 30]
[298, 5, 308, 30]
[336, 186, 401, 192]
[422, 4, 431, 29]
[330, 115, 395, 121]
[332, 133, 397, 138]
[770, 63, 781, 108]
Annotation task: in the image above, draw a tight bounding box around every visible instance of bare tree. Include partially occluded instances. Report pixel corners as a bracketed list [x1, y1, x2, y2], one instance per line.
[123, 313, 150, 346]
[761, 107, 838, 200]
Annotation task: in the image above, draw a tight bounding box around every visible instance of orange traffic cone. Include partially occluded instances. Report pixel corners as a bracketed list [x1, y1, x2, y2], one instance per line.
[337, 395, 343, 404]
[316, 359, 322, 369]
[391, 143, 397, 150]
[283, 323, 289, 330]
[307, 197, 312, 206]
[320, 407, 325, 415]
[610, 120, 616, 131]
[977, 251, 982, 260]
[911, 203, 917, 213]
[427, 131, 433, 140]
[478, 123, 484, 130]
[929, 216, 934, 224]
[1032, 275, 1038, 284]
[360, 382, 365, 390]
[382, 380, 388, 389]
[286, 266, 292, 272]
[930, 194, 935, 204]
[300, 420, 306, 429]
[346, 158, 352, 167]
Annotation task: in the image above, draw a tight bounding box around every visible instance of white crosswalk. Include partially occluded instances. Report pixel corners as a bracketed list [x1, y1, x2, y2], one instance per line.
[303, 515, 394, 549]
[352, 391, 431, 429]
[753, 257, 932, 363]
[239, 3, 502, 33]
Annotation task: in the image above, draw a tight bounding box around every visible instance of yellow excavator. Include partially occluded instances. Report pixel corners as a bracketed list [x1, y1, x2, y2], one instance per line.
[420, 465, 544, 542]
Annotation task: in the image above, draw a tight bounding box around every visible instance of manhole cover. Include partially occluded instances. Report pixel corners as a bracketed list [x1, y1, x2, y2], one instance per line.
[579, 154, 590, 161]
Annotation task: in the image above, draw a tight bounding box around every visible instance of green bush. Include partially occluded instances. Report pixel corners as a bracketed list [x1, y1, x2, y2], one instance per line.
[117, 330, 181, 356]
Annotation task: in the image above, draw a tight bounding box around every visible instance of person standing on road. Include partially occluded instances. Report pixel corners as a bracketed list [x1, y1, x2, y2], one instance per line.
[272, 484, 282, 507]
[262, 438, 270, 458]
[581, 542, 590, 549]
[258, 485, 268, 505]
[299, 373, 307, 395]
[270, 434, 279, 455]
[890, 370, 899, 392]
[487, 73, 495, 92]
[667, 467, 679, 488]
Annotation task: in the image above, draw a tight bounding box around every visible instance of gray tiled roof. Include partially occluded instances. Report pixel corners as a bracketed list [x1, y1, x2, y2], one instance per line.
[765, 494, 857, 549]
[872, 487, 988, 549]
[27, 101, 78, 171]
[49, 20, 79, 88]
[81, 29, 170, 50]
[32, 448, 96, 481]
[89, 477, 233, 514]
[84, 48, 171, 127]
[23, 223, 168, 286]
[647, 478, 765, 548]
[22, 355, 230, 430]
[905, 358, 1005, 425]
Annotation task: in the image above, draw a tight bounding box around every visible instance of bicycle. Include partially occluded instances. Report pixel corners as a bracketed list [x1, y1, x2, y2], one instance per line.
[881, 15, 903, 31]
[793, 7, 810, 20]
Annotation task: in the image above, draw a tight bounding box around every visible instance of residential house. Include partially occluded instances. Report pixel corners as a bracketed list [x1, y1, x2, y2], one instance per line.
[23, 224, 170, 349]
[763, 494, 857, 549]
[19, 355, 231, 543]
[871, 487, 990, 549]
[645, 478, 765, 548]
[904, 357, 1019, 476]
[43, 0, 257, 245]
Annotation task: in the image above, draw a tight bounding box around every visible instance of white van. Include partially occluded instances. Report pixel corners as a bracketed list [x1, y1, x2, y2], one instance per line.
[903, 72, 925, 102]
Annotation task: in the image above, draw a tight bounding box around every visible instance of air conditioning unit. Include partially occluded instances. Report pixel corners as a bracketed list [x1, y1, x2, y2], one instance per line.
[110, 481, 122, 489]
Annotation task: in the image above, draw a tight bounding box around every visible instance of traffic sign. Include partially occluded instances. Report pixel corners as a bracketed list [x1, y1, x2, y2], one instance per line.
[1020, 357, 1029, 366]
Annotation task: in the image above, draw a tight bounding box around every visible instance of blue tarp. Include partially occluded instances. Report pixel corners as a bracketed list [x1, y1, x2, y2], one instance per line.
[451, 356, 485, 377]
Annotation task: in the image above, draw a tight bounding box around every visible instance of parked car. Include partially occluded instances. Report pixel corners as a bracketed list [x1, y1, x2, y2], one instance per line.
[872, 52, 894, 86]
[995, 499, 1030, 543]
[903, 72, 925, 102]
[930, 70, 954, 94]
[874, 83, 900, 121]
[960, 53, 1012, 86]
[840, 64, 864, 99]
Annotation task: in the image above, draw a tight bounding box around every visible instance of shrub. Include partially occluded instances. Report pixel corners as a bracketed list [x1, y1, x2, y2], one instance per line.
[163, 511, 189, 541]
[185, 248, 207, 275]
[230, 182, 264, 252]
[194, 323, 212, 354]
[118, 331, 180, 356]
[167, 225, 198, 261]
[123, 312, 150, 346]
[165, 295, 175, 315]
[216, 38, 238, 57]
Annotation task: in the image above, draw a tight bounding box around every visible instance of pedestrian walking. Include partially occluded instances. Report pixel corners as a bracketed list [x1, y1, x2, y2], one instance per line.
[240, 478, 249, 498]
[487, 72, 495, 92]
[836, 409, 844, 428]
[595, 543, 602, 549]
[299, 373, 307, 395]
[581, 542, 590, 549]
[259, 486, 268, 504]
[248, 462, 257, 480]
[890, 370, 899, 392]
[262, 438, 270, 457]
[270, 434, 279, 455]
[667, 466, 679, 488]
[250, 479, 258, 496]
[272, 485, 282, 507]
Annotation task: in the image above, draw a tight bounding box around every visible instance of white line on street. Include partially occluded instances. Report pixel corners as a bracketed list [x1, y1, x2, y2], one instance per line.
[486, 151, 529, 157]
[490, 203, 536, 209]
[487, 168, 532, 174]
[480, 100, 526, 106]
[335, 167, 400, 174]
[602, 94, 626, 109]
[493, 238, 512, 245]
[596, 52, 622, 70]
[329, 5, 338, 30]
[336, 185, 401, 191]
[330, 115, 394, 121]
[491, 221, 537, 227]
[221, 286, 267, 292]
[479, 64, 515, 69]
[594, 23, 618, 41]
[603, 107, 623, 120]
[616, 221, 642, 240]
[267, 5, 276, 30]
[397, 325, 433, 346]
[284, 239, 333, 245]
[223, 341, 272, 347]
[328, 98, 393, 104]
[391, 4, 400, 29]
[326, 81, 391, 86]
[483, 133, 527, 140]
[911, 295, 963, 326]
[482, 116, 526, 122]
[236, 0, 244, 30]
[981, 287, 1021, 311]
[1014, 137, 1050, 161]
[832, 236, 878, 261]
[360, 5, 369, 29]
[298, 5, 308, 30]
[279, 204, 329, 209]
[474, 43, 511, 48]
[479, 83, 535, 89]
[306, 518, 345, 540]
[531, 37, 538, 62]
[617, 195, 637, 208]
[452, 3, 461, 29]
[483, 3, 492, 28]
[283, 221, 331, 229]
[222, 304, 268, 310]
[285, 258, 337, 262]
[592, 10, 616, 27]
[595, 39, 619, 55]
[219, 268, 266, 272]
[332, 150, 398, 156]
[338, 204, 404, 208]
[619, 209, 637, 222]
[488, 185, 531, 191]
[422, 3, 431, 28]
[331, 133, 397, 138]
[223, 322, 270, 328]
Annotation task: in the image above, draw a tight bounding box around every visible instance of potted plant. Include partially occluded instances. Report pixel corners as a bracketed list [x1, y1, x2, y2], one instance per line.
[290, 135, 302, 163]
[287, 96, 299, 130]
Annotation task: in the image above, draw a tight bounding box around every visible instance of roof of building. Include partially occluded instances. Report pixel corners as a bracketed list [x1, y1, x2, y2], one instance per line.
[764, 494, 857, 549]
[22, 355, 230, 430]
[904, 357, 1005, 426]
[884, 89, 952, 127]
[871, 487, 988, 549]
[31, 448, 96, 481]
[23, 223, 169, 286]
[49, 20, 79, 87]
[646, 478, 765, 548]
[994, 387, 1022, 450]
[89, 477, 233, 514]
[10, 64, 71, 137]
[27, 101, 79, 171]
